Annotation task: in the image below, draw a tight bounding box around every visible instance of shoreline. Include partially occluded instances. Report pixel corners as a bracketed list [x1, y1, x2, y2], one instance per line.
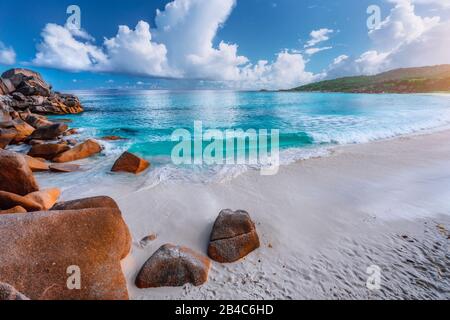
[93, 128, 450, 300]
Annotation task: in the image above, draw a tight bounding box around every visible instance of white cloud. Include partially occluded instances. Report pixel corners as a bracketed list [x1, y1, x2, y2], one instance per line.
[32, 0, 317, 89]
[305, 46, 332, 55]
[408, 0, 450, 8]
[239, 51, 321, 90]
[304, 28, 334, 48]
[153, 0, 248, 80]
[102, 21, 170, 77]
[329, 0, 450, 77]
[0, 42, 16, 65]
[33, 23, 107, 71]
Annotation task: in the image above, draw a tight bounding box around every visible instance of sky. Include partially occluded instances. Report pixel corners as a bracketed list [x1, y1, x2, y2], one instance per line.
[0, 0, 449, 90]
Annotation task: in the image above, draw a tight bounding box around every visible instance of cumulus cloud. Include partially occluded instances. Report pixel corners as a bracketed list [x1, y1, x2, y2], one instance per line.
[329, 0, 450, 77]
[239, 51, 320, 89]
[33, 24, 107, 71]
[102, 21, 170, 77]
[153, 0, 248, 80]
[32, 0, 317, 89]
[0, 42, 16, 65]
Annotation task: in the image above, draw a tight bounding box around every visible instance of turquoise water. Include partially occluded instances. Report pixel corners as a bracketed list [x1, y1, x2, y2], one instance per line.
[45, 90, 450, 188]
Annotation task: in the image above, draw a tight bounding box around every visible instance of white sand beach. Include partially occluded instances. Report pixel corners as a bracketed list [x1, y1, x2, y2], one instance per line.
[53, 130, 450, 300]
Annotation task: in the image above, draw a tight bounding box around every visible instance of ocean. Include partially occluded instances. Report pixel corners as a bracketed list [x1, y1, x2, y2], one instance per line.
[35, 90, 450, 192]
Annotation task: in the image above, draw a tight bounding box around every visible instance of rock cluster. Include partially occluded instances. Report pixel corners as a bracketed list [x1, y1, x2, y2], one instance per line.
[0, 69, 83, 115]
[0, 152, 132, 300]
[0, 69, 134, 300]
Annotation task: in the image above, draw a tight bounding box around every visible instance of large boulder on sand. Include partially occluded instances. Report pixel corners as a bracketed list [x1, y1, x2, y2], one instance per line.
[1, 69, 51, 97]
[0, 283, 30, 300]
[135, 244, 211, 289]
[0, 207, 132, 300]
[52, 196, 120, 211]
[0, 149, 39, 196]
[208, 210, 260, 263]
[111, 151, 150, 174]
[28, 123, 68, 140]
[27, 143, 70, 160]
[53, 139, 102, 163]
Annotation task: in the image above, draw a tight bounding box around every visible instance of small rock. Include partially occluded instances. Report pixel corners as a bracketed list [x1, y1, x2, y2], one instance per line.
[25, 188, 61, 211]
[24, 114, 53, 129]
[135, 244, 211, 289]
[28, 123, 68, 140]
[53, 139, 102, 163]
[101, 136, 127, 141]
[0, 190, 42, 211]
[436, 224, 448, 237]
[24, 155, 49, 172]
[140, 234, 157, 247]
[50, 118, 72, 123]
[0, 283, 30, 300]
[208, 209, 260, 263]
[28, 139, 46, 145]
[0, 206, 27, 215]
[0, 127, 17, 148]
[0, 149, 40, 196]
[28, 143, 70, 160]
[11, 92, 27, 102]
[11, 119, 35, 143]
[64, 138, 78, 146]
[111, 151, 150, 175]
[63, 128, 79, 136]
[49, 163, 80, 173]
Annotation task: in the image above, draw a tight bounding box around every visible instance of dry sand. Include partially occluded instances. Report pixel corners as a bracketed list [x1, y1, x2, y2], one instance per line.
[55, 130, 450, 299]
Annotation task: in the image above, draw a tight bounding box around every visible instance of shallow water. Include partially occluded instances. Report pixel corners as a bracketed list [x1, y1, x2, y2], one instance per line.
[41, 90, 450, 191]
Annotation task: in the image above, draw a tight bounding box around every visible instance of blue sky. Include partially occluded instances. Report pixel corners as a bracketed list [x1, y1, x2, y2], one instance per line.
[0, 0, 449, 90]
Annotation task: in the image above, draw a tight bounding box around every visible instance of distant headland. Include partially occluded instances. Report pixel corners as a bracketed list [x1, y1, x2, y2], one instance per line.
[285, 65, 450, 94]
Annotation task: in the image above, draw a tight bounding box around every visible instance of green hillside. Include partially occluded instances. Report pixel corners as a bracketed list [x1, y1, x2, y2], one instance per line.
[289, 65, 450, 93]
